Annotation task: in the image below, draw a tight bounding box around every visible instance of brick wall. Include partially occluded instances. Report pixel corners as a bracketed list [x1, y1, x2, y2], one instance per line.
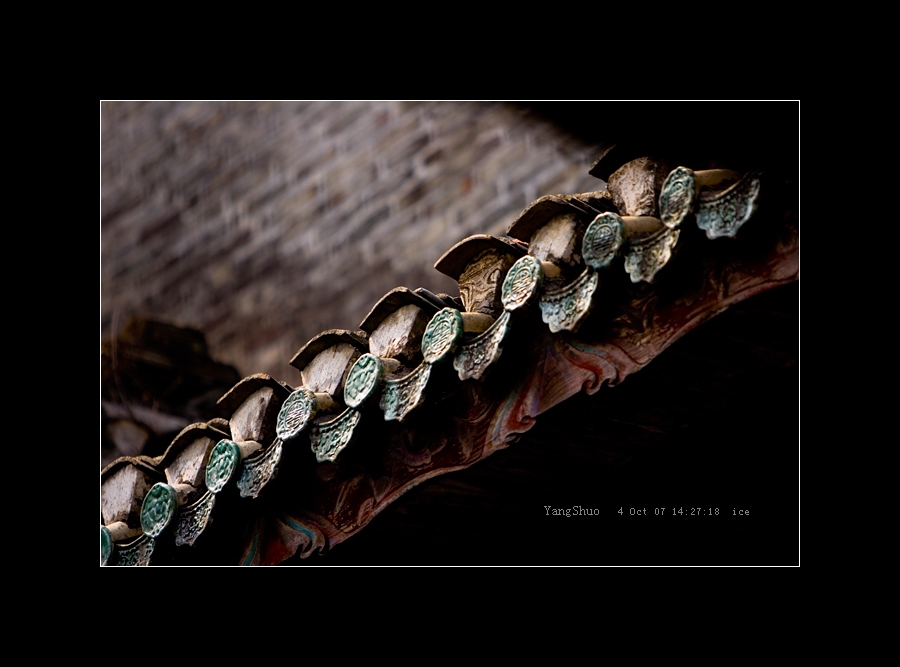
[101, 101, 608, 383]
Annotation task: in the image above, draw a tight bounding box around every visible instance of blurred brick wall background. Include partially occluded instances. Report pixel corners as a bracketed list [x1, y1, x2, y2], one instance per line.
[101, 101, 609, 384]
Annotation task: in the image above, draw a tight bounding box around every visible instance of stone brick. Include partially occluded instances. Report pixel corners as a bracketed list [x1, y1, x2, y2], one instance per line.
[101, 102, 607, 381]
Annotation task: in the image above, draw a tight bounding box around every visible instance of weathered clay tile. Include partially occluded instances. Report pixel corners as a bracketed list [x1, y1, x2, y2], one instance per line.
[434, 234, 527, 319]
[659, 166, 759, 239]
[379, 306, 464, 421]
[360, 287, 440, 371]
[288, 330, 374, 463]
[290, 330, 368, 400]
[154, 422, 229, 494]
[507, 191, 615, 280]
[133, 421, 232, 551]
[101, 457, 163, 527]
[101, 457, 162, 565]
[217, 373, 293, 446]
[507, 191, 615, 333]
[431, 235, 532, 380]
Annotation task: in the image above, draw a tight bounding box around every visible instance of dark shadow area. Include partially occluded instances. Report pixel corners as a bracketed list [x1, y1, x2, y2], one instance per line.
[296, 281, 798, 565]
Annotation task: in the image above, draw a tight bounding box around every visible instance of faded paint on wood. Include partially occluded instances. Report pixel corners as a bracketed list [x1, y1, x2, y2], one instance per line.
[237, 208, 798, 565]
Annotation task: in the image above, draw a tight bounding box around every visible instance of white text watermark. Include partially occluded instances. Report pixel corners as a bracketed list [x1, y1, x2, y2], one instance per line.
[545, 506, 599, 517]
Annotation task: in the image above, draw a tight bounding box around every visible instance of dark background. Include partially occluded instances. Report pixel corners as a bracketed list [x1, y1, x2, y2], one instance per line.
[297, 281, 799, 565]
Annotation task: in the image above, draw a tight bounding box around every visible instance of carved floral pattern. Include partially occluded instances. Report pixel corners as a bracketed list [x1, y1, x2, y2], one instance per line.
[659, 166, 696, 229]
[277, 388, 317, 440]
[421, 308, 463, 364]
[238, 439, 284, 498]
[453, 310, 511, 381]
[583, 213, 625, 270]
[539, 269, 599, 333]
[175, 489, 216, 547]
[114, 534, 155, 566]
[449, 256, 541, 381]
[140, 483, 177, 538]
[343, 353, 385, 409]
[501, 256, 542, 311]
[623, 229, 680, 283]
[206, 440, 240, 493]
[696, 174, 761, 239]
[376, 308, 461, 423]
[310, 408, 362, 463]
[380, 363, 432, 421]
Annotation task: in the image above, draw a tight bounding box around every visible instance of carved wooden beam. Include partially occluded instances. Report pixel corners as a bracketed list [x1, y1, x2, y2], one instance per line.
[234, 197, 796, 564]
[101, 121, 797, 565]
